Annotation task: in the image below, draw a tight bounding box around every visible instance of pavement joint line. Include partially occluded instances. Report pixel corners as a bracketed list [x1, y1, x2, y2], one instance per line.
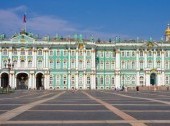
[27, 110, 110, 112]
[82, 91, 147, 126]
[0, 91, 44, 101]
[102, 91, 170, 106]
[0, 91, 65, 122]
[2, 120, 170, 124]
[123, 110, 170, 112]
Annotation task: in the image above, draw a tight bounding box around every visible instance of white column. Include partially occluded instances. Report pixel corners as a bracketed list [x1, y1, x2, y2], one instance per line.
[33, 48, 37, 68]
[43, 50, 45, 68]
[33, 74, 36, 89]
[144, 50, 147, 69]
[14, 75, 17, 89]
[75, 73, 78, 89]
[91, 74, 96, 89]
[146, 72, 150, 86]
[154, 49, 156, 68]
[115, 72, 120, 88]
[161, 72, 165, 86]
[91, 48, 96, 70]
[83, 74, 86, 89]
[28, 74, 31, 89]
[68, 48, 71, 69]
[115, 49, 120, 88]
[68, 73, 71, 89]
[9, 47, 12, 60]
[0, 47, 2, 69]
[136, 72, 140, 86]
[136, 50, 139, 70]
[83, 49, 86, 70]
[76, 48, 78, 70]
[0, 76, 1, 88]
[115, 49, 120, 70]
[161, 50, 165, 70]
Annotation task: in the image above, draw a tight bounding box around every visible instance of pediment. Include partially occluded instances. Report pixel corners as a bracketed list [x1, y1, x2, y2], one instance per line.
[11, 34, 35, 43]
[142, 42, 158, 49]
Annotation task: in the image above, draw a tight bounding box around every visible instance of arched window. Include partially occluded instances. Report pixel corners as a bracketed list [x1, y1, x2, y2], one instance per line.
[13, 60, 17, 67]
[37, 60, 42, 68]
[157, 61, 160, 68]
[49, 75, 53, 86]
[100, 76, 103, 85]
[140, 76, 144, 86]
[132, 61, 135, 69]
[87, 76, 90, 85]
[111, 77, 114, 85]
[106, 61, 110, 69]
[63, 59, 67, 69]
[49, 60, 54, 68]
[56, 60, 60, 69]
[71, 76, 75, 85]
[56, 75, 60, 85]
[28, 60, 32, 67]
[20, 60, 25, 67]
[63, 75, 67, 85]
[2, 60, 7, 68]
[79, 60, 83, 69]
[106, 76, 110, 85]
[71, 59, 75, 68]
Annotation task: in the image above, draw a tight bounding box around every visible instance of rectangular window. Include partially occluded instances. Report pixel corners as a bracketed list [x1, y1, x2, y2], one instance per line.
[28, 50, 32, 55]
[49, 50, 53, 56]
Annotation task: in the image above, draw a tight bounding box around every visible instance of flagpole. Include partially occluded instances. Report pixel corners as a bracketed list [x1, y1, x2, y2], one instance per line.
[23, 13, 26, 32]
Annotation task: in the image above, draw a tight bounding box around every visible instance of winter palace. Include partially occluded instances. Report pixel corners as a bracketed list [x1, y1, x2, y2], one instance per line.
[0, 25, 170, 90]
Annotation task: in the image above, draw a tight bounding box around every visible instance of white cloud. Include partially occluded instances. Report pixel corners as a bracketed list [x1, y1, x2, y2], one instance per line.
[0, 6, 129, 39]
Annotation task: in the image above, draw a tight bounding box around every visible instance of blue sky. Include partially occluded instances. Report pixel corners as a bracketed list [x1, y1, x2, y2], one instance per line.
[0, 0, 170, 40]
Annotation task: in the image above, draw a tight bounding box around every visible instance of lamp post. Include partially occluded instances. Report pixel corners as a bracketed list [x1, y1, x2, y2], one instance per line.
[4, 58, 14, 93]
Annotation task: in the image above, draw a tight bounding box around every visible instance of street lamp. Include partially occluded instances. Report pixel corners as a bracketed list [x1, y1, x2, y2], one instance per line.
[4, 58, 14, 92]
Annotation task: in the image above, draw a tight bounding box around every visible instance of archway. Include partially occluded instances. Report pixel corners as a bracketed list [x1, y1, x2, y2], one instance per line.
[1, 73, 9, 88]
[36, 73, 44, 90]
[150, 73, 156, 85]
[16, 73, 28, 89]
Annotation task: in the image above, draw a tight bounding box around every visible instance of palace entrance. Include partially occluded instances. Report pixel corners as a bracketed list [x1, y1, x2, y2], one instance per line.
[36, 73, 44, 90]
[16, 73, 28, 89]
[1, 73, 9, 88]
[150, 73, 156, 85]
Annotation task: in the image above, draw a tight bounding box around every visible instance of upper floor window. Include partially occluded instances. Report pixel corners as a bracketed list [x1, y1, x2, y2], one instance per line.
[157, 51, 160, 56]
[132, 52, 135, 56]
[2, 49, 7, 55]
[56, 60, 60, 68]
[37, 60, 43, 68]
[21, 49, 25, 55]
[21, 60, 25, 67]
[106, 51, 110, 57]
[28, 60, 32, 67]
[71, 50, 75, 56]
[127, 52, 130, 57]
[57, 50, 60, 56]
[148, 51, 152, 57]
[38, 49, 42, 55]
[13, 60, 17, 67]
[49, 50, 53, 56]
[140, 51, 143, 57]
[87, 51, 91, 56]
[121, 52, 125, 57]
[28, 49, 32, 55]
[63, 50, 67, 56]
[12, 49, 17, 55]
[49, 60, 54, 68]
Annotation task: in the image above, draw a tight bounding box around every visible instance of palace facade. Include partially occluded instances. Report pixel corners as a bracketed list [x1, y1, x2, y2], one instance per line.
[0, 25, 170, 90]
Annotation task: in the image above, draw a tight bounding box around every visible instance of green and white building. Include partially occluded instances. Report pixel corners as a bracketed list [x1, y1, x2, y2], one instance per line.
[0, 25, 170, 90]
